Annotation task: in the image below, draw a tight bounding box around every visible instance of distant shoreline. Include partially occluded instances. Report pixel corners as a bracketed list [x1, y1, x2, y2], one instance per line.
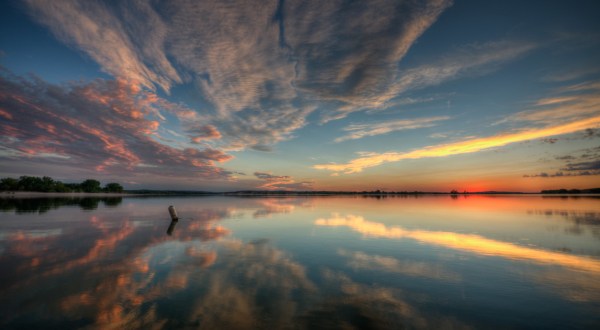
[2, 189, 599, 198]
[1, 191, 135, 198]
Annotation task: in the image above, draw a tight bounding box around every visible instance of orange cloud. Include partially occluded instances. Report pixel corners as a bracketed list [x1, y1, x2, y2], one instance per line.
[314, 116, 600, 174]
[0, 107, 13, 119]
[316, 214, 600, 273]
[190, 125, 222, 143]
[253, 172, 313, 190]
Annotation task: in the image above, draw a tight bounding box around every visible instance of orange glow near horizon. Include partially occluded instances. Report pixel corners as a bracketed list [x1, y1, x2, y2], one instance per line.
[311, 173, 599, 193]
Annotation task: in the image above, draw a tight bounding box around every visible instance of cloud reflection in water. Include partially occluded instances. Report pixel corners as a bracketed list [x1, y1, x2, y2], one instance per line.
[316, 213, 600, 273]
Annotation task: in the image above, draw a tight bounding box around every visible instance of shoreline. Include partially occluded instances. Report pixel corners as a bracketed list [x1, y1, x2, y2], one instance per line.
[1, 191, 135, 198]
[2, 191, 599, 198]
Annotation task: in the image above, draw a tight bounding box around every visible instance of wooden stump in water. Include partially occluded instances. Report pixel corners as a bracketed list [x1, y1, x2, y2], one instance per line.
[168, 205, 179, 221]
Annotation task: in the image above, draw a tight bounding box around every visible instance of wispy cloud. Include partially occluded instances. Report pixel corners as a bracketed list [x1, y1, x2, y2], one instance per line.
[24, 0, 181, 92]
[542, 66, 600, 83]
[319, 40, 536, 122]
[0, 70, 233, 179]
[23, 0, 465, 151]
[315, 116, 600, 174]
[287, 0, 453, 116]
[253, 172, 312, 190]
[315, 81, 600, 174]
[493, 92, 600, 182]
[335, 116, 449, 142]
[498, 82, 600, 126]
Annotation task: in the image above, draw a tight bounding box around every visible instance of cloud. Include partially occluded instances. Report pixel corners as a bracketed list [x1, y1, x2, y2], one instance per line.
[189, 125, 222, 144]
[499, 81, 600, 126]
[24, 0, 181, 92]
[315, 115, 600, 174]
[556, 155, 576, 160]
[561, 160, 600, 171]
[583, 128, 600, 138]
[0, 70, 233, 180]
[389, 40, 534, 95]
[286, 0, 453, 114]
[524, 145, 600, 178]
[24, 0, 312, 151]
[22, 0, 472, 151]
[315, 81, 600, 174]
[523, 171, 600, 178]
[580, 146, 600, 159]
[253, 171, 313, 190]
[23, 1, 541, 153]
[542, 66, 600, 83]
[318, 40, 536, 122]
[335, 116, 450, 142]
[254, 172, 291, 181]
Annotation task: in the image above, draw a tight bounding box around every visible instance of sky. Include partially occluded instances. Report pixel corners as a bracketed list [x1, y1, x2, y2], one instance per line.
[0, 0, 599, 192]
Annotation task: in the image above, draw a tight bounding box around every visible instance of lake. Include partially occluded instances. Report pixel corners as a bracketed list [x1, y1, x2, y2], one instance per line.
[1, 195, 599, 329]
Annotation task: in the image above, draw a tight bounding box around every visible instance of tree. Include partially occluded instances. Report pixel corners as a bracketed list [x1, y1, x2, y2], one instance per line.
[41, 176, 55, 192]
[80, 179, 101, 193]
[104, 182, 123, 193]
[0, 177, 18, 191]
[54, 181, 71, 192]
[65, 183, 82, 192]
[18, 176, 44, 191]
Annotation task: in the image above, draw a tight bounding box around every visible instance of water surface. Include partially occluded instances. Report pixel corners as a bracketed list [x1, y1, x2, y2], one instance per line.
[1, 195, 599, 329]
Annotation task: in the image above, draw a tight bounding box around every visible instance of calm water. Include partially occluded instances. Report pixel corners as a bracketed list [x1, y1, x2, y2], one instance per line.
[1, 195, 599, 329]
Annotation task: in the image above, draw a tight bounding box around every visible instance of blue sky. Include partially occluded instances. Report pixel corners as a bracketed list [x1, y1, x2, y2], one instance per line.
[1, 0, 599, 191]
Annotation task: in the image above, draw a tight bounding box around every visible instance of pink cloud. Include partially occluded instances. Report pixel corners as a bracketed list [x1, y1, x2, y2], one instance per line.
[253, 172, 313, 190]
[0, 70, 234, 180]
[0, 107, 13, 120]
[190, 125, 222, 143]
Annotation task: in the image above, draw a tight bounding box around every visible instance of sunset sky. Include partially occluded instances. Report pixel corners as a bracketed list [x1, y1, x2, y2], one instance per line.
[1, 0, 599, 192]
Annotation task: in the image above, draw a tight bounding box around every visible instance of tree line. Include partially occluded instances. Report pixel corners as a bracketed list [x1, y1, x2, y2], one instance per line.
[540, 188, 600, 194]
[0, 176, 123, 193]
